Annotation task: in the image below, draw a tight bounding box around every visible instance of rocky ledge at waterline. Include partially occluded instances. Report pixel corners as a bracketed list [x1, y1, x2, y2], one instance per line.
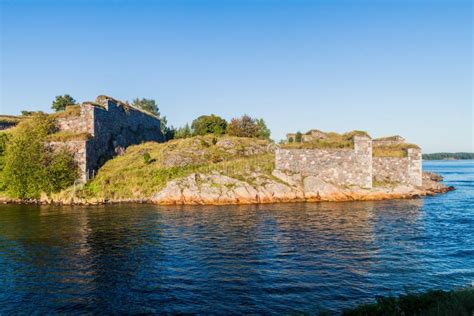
[150, 171, 453, 205]
[0, 171, 453, 206]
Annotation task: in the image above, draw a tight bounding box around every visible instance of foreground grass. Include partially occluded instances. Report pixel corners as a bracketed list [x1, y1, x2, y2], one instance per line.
[80, 135, 273, 200]
[342, 287, 474, 316]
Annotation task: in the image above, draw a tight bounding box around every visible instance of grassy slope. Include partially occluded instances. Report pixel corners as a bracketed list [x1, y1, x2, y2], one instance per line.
[80, 135, 274, 200]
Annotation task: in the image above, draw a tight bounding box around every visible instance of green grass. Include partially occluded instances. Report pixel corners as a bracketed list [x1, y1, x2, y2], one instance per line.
[343, 287, 474, 316]
[281, 130, 370, 149]
[80, 135, 273, 200]
[373, 143, 420, 158]
[47, 131, 91, 142]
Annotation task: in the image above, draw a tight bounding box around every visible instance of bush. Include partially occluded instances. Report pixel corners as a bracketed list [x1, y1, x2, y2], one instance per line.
[226, 115, 271, 139]
[191, 115, 228, 136]
[0, 133, 10, 190]
[143, 152, 152, 164]
[2, 113, 78, 199]
[295, 131, 302, 143]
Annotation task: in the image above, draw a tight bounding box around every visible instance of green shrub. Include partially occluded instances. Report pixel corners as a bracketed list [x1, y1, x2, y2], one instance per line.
[2, 113, 78, 199]
[295, 131, 302, 143]
[191, 114, 228, 136]
[143, 152, 152, 164]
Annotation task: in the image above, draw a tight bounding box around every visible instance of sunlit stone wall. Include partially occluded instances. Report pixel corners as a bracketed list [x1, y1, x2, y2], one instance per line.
[275, 136, 373, 189]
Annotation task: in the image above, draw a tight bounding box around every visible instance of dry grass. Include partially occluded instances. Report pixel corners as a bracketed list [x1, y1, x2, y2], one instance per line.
[373, 143, 420, 158]
[50, 105, 81, 119]
[282, 130, 370, 149]
[80, 135, 272, 200]
[0, 115, 21, 124]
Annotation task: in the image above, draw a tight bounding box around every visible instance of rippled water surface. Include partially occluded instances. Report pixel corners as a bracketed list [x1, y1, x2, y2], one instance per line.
[0, 160, 473, 314]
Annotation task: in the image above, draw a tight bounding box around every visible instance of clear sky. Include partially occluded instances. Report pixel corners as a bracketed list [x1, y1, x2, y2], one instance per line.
[0, 0, 472, 153]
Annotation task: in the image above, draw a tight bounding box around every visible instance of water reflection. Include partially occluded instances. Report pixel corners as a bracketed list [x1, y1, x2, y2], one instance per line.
[1, 198, 444, 313]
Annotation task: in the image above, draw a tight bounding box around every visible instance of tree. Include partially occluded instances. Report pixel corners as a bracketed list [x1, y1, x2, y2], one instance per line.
[2, 113, 77, 199]
[174, 124, 192, 139]
[226, 115, 260, 138]
[191, 115, 228, 136]
[51, 94, 76, 112]
[256, 118, 271, 139]
[131, 98, 160, 116]
[295, 131, 302, 143]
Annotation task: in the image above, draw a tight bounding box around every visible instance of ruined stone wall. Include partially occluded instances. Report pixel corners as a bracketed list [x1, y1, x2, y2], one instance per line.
[53, 97, 164, 181]
[55, 106, 95, 134]
[372, 148, 422, 186]
[85, 99, 164, 172]
[275, 136, 373, 188]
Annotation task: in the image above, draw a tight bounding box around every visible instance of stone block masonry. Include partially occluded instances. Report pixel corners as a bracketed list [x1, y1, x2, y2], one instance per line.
[276, 136, 422, 188]
[372, 148, 422, 187]
[52, 96, 164, 182]
[276, 136, 373, 189]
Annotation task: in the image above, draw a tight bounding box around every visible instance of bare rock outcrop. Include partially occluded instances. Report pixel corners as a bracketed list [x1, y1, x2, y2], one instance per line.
[150, 170, 453, 205]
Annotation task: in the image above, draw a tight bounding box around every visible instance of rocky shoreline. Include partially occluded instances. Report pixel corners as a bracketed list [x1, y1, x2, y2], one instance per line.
[0, 171, 454, 206]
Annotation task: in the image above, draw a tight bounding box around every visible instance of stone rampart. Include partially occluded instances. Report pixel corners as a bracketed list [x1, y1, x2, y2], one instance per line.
[275, 136, 373, 188]
[372, 148, 422, 187]
[276, 136, 422, 188]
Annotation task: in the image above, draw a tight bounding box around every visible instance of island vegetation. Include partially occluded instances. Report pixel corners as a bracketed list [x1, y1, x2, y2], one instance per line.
[423, 152, 474, 160]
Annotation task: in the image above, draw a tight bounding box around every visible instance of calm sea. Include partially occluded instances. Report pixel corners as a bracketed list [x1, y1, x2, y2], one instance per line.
[0, 160, 472, 314]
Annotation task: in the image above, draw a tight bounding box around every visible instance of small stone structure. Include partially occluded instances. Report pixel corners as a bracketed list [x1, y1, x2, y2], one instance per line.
[286, 129, 328, 143]
[50, 96, 164, 181]
[276, 134, 422, 188]
[373, 135, 405, 147]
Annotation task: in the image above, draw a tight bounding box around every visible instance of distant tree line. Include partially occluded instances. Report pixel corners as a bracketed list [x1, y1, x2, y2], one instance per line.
[422, 152, 474, 160]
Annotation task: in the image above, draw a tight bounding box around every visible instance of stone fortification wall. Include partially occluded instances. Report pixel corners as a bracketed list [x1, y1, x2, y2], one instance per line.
[55, 106, 95, 134]
[367, 148, 422, 187]
[52, 96, 164, 181]
[275, 136, 373, 188]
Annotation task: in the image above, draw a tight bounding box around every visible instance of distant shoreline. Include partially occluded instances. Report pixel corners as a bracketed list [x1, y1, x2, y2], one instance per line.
[423, 153, 474, 161]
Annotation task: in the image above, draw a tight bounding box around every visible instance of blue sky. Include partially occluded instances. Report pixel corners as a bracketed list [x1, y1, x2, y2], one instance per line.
[0, 0, 472, 152]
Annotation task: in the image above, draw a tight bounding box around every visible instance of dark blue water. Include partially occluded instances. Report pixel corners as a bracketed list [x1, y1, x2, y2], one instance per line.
[0, 160, 472, 314]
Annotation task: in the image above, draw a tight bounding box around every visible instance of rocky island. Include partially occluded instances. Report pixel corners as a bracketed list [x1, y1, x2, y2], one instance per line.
[0, 95, 453, 205]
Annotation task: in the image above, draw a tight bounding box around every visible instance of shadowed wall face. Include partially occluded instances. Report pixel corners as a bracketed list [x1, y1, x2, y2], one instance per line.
[50, 97, 164, 181]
